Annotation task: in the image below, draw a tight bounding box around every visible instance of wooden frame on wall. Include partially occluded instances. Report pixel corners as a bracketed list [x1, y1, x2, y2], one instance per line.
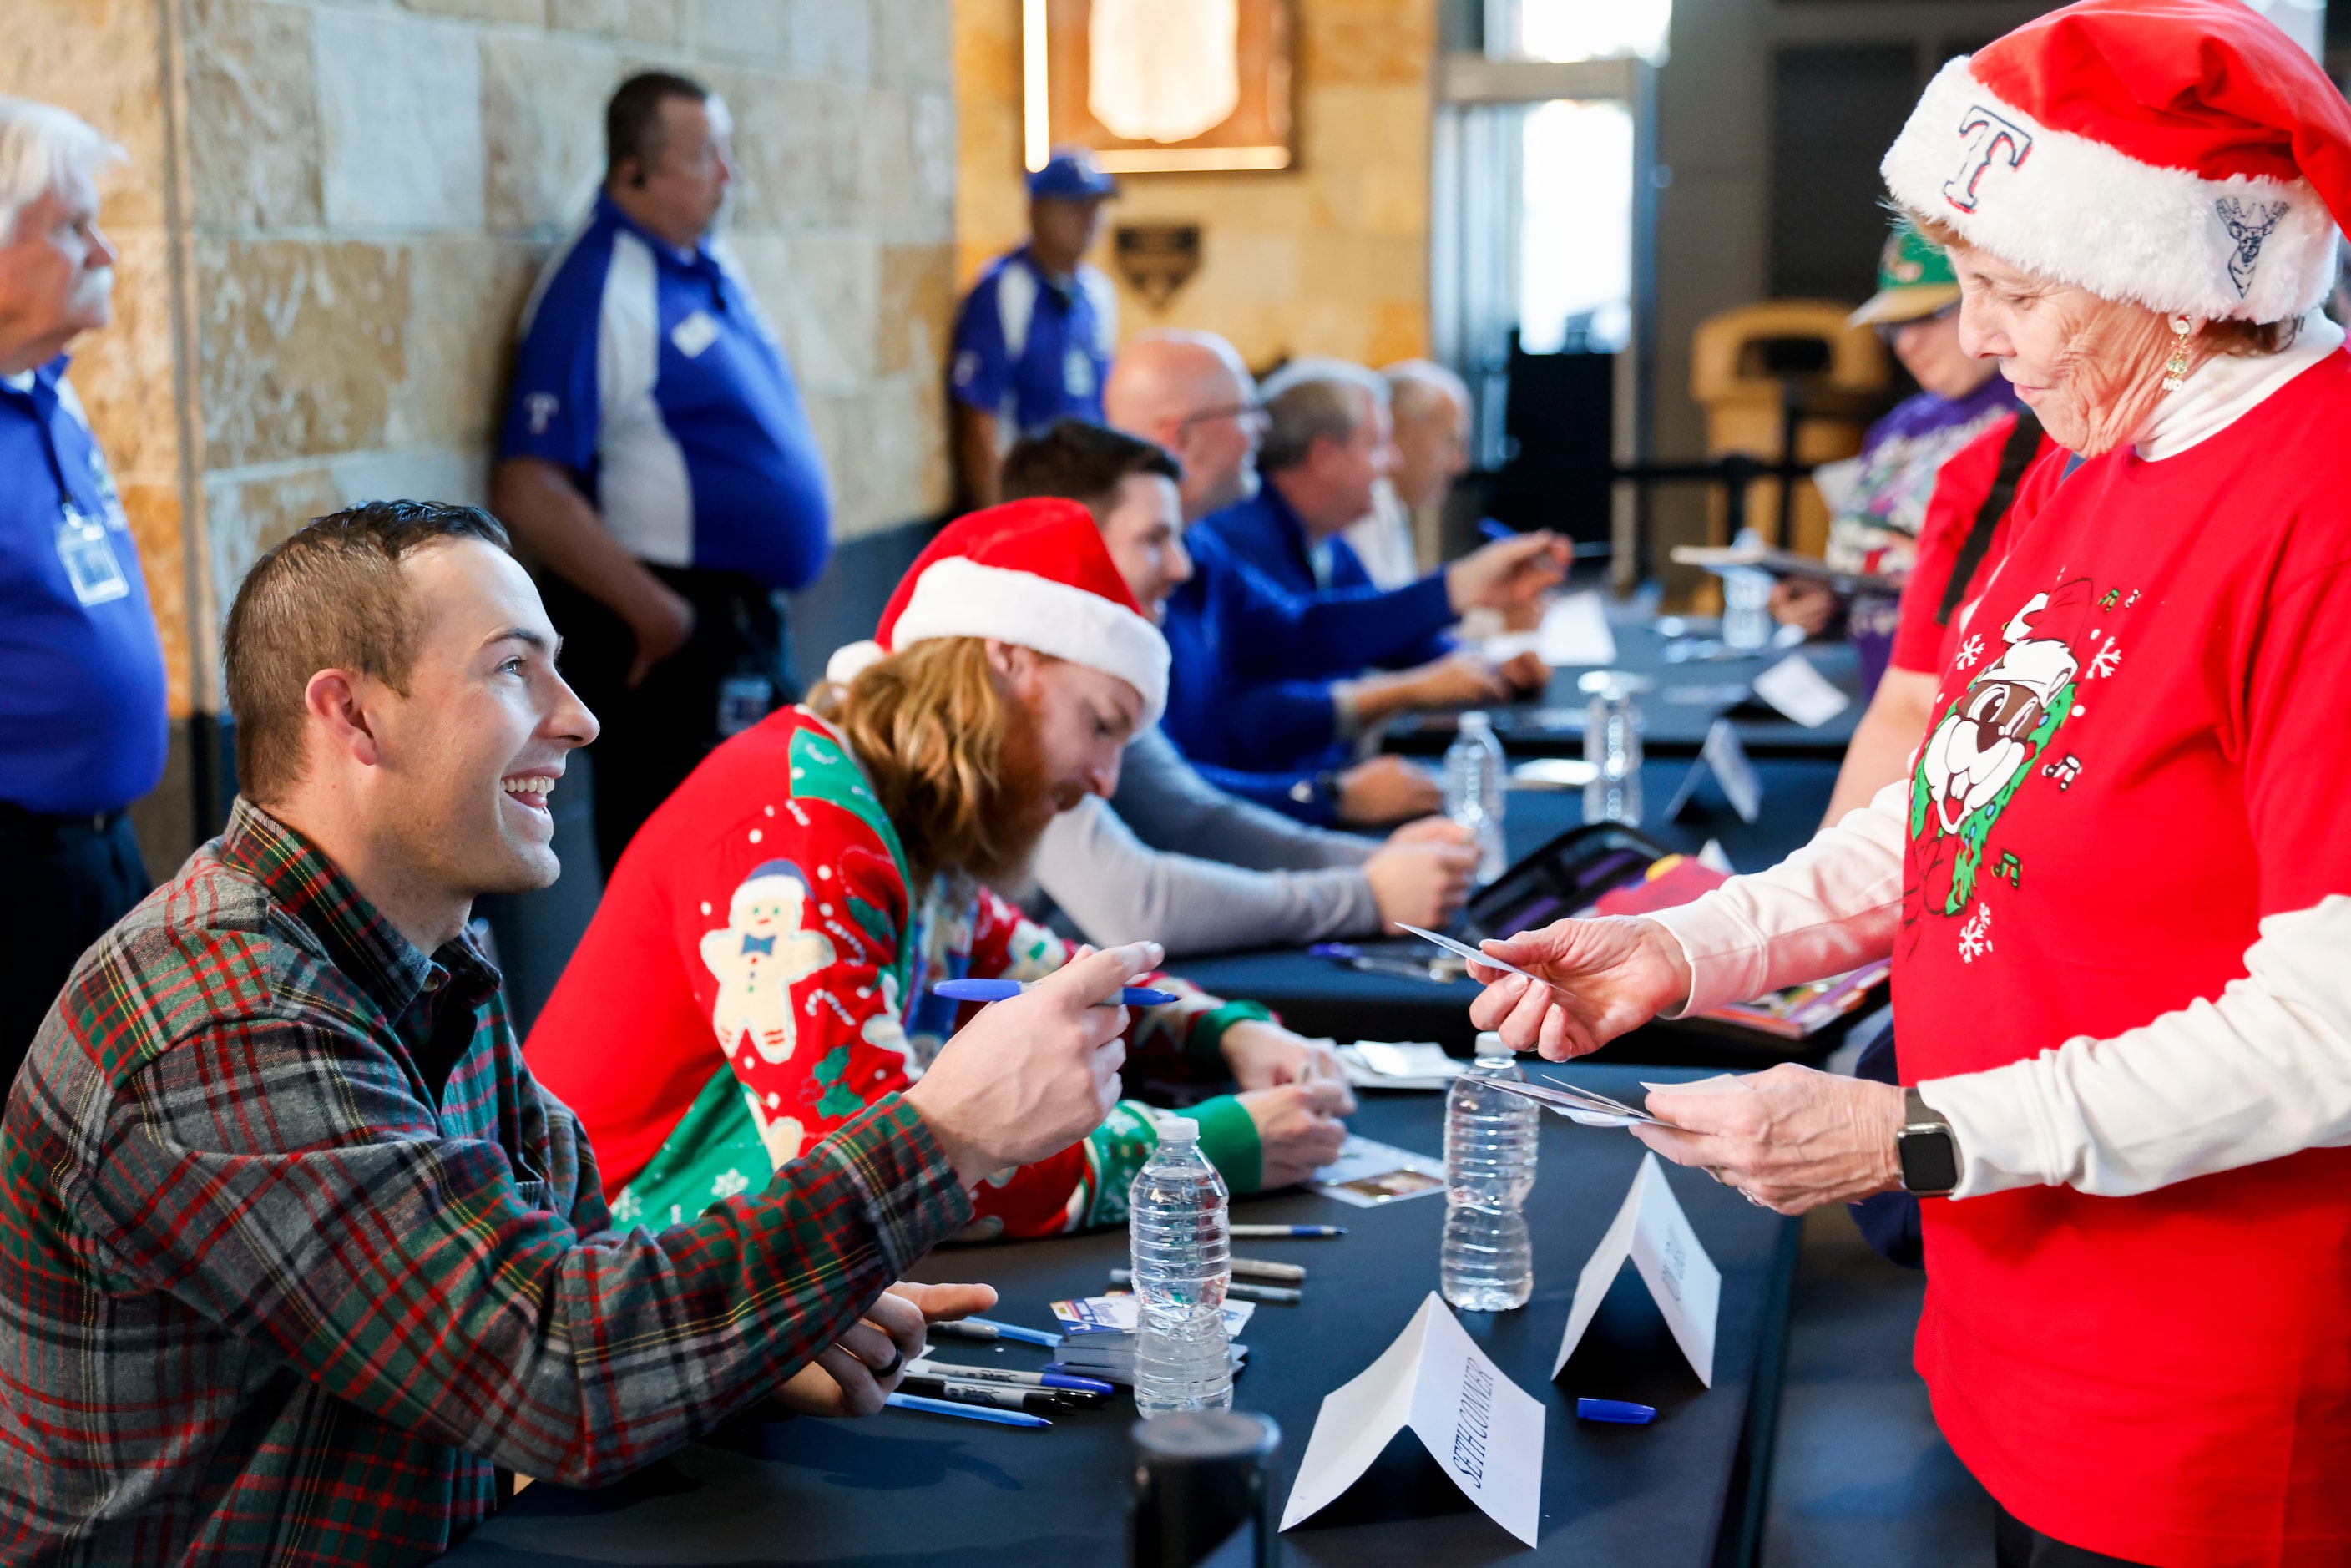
[1023, 0, 1296, 174]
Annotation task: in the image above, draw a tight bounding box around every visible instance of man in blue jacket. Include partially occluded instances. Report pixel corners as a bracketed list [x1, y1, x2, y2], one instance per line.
[1170, 357, 1551, 812]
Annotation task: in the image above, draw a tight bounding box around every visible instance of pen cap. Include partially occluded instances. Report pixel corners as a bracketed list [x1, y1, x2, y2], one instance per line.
[1129, 1410, 1281, 1568]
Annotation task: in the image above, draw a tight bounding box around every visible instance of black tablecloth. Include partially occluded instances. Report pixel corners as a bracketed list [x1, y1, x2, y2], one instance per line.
[437, 1075, 1799, 1567]
[1385, 617, 1863, 760]
[1176, 759, 1848, 1060]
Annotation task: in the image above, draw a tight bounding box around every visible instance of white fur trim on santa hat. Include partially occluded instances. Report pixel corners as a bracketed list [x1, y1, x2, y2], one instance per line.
[1883, 57, 2338, 322]
[825, 639, 885, 688]
[883, 556, 1170, 724]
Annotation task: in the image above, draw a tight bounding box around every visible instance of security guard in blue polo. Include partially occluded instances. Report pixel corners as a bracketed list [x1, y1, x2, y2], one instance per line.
[0, 99, 169, 1082]
[949, 147, 1120, 507]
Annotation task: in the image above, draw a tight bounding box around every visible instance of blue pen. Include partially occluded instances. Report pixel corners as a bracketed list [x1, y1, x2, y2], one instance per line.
[932, 978, 1180, 1009]
[887, 1391, 1051, 1429]
[1229, 1223, 1347, 1238]
[1576, 1398, 1657, 1425]
[1478, 518, 1516, 543]
[928, 1315, 1064, 1348]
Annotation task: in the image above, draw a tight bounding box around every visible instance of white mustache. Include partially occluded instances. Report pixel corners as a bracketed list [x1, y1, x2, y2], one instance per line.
[69, 266, 114, 313]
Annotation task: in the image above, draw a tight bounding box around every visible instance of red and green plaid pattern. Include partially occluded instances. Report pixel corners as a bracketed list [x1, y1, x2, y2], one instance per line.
[0, 799, 972, 1565]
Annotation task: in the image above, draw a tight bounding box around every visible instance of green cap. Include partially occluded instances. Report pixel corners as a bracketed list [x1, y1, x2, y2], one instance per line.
[1848, 223, 1961, 327]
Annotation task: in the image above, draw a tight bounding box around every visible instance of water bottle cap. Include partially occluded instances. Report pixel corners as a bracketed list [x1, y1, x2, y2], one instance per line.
[1459, 710, 1493, 735]
[1474, 1030, 1512, 1061]
[1158, 1117, 1200, 1143]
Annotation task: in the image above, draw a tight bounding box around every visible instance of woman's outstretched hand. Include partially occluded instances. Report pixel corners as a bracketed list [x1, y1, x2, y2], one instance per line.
[1464, 917, 1693, 1060]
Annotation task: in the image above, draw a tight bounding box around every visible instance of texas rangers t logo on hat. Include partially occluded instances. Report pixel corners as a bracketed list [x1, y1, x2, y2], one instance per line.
[1944, 104, 2033, 213]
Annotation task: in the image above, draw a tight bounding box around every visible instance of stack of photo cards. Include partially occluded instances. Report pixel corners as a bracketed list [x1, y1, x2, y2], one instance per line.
[1483, 1073, 1665, 1129]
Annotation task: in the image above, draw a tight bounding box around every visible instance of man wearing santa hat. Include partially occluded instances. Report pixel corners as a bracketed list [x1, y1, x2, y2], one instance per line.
[1466, 2, 2351, 1560]
[526, 499, 1353, 1242]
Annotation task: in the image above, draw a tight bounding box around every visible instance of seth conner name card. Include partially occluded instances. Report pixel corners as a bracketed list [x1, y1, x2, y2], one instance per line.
[1281, 1292, 1545, 1547]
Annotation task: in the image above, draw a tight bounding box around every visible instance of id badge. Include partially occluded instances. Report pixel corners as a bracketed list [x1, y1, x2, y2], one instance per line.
[56, 504, 129, 606]
[716, 672, 773, 737]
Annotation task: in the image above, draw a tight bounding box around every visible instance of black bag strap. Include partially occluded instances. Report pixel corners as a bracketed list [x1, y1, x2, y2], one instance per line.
[1936, 408, 2044, 626]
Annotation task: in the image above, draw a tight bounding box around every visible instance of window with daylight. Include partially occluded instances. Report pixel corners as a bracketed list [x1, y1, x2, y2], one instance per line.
[1516, 0, 1671, 66]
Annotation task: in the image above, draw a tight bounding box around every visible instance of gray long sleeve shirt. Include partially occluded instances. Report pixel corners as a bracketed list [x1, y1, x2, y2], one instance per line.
[1028, 727, 1382, 955]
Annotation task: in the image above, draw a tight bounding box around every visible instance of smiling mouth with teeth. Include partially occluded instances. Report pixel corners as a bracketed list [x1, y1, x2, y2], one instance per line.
[501, 776, 556, 808]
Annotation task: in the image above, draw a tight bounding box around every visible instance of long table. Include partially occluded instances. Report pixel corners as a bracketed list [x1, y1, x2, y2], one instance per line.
[1384, 616, 1864, 761]
[437, 1072, 1800, 1567]
[1176, 757, 1848, 1061]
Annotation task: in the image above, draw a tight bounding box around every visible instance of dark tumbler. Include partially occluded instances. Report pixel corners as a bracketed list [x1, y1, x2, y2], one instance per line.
[1128, 1409, 1282, 1568]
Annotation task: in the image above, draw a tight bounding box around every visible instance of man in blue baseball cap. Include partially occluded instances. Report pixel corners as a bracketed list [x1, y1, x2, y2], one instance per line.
[949, 146, 1120, 507]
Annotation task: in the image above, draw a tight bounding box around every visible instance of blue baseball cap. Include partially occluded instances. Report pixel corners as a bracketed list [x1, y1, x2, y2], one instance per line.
[1029, 146, 1118, 201]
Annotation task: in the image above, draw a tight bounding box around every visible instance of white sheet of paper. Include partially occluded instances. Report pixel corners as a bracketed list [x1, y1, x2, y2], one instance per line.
[1282, 1292, 1545, 1546]
[1309, 1134, 1449, 1207]
[1552, 1152, 1722, 1388]
[1484, 589, 1619, 670]
[1750, 654, 1852, 728]
[1353, 1041, 1464, 1080]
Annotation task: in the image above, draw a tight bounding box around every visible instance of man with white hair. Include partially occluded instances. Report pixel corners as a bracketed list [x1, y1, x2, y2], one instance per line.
[1342, 360, 1472, 589]
[0, 97, 165, 1085]
[1169, 358, 1555, 790]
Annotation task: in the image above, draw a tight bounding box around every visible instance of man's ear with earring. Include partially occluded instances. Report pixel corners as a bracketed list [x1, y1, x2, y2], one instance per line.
[2162, 316, 2197, 393]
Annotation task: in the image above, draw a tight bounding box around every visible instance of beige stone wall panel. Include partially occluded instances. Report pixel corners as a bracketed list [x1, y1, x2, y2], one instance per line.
[804, 374, 947, 539]
[788, 0, 874, 85]
[186, 0, 323, 228]
[695, 0, 793, 65]
[482, 28, 637, 235]
[724, 232, 879, 397]
[877, 240, 953, 379]
[400, 0, 552, 24]
[1300, 0, 1433, 87]
[387, 235, 541, 447]
[202, 463, 341, 617]
[716, 71, 861, 231]
[118, 483, 194, 715]
[328, 443, 492, 510]
[199, 239, 410, 469]
[872, 0, 953, 92]
[549, 0, 694, 48]
[314, 7, 488, 230]
[0, 0, 171, 229]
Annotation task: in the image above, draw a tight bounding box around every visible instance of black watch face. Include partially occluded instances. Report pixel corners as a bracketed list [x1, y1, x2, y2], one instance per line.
[1899, 1128, 1959, 1194]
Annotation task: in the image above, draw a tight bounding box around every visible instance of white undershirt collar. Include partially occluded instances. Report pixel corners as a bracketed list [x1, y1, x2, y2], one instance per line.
[2136, 311, 2345, 461]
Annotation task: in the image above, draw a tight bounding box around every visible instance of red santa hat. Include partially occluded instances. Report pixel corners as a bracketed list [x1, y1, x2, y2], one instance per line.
[1881, 0, 2351, 323]
[822, 498, 1169, 725]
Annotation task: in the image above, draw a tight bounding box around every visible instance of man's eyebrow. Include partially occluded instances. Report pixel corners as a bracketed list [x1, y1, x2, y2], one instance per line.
[484, 626, 557, 655]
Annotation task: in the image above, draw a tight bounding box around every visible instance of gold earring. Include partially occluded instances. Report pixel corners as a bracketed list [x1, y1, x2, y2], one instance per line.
[2161, 316, 2194, 393]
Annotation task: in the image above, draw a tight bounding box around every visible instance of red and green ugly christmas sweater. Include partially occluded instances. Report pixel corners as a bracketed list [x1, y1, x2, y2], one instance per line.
[527, 706, 1271, 1237]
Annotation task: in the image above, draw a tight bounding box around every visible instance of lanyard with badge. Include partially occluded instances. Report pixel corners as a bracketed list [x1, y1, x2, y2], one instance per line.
[56, 501, 129, 605]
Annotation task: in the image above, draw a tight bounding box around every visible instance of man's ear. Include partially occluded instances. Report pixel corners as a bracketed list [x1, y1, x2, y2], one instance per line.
[981, 639, 1035, 682]
[302, 668, 387, 770]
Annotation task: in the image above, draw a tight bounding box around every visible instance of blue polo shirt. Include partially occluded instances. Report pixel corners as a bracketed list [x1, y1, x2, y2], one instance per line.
[1196, 484, 1455, 675]
[0, 358, 168, 816]
[948, 248, 1117, 438]
[499, 195, 832, 591]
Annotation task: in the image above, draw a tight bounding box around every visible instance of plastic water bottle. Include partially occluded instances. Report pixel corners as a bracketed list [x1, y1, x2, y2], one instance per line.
[1440, 1035, 1540, 1312]
[1444, 711, 1509, 883]
[1722, 528, 1774, 652]
[1584, 679, 1643, 827]
[1130, 1118, 1234, 1416]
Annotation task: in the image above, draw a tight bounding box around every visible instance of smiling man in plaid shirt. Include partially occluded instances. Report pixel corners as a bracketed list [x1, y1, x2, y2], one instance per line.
[0, 500, 1153, 1565]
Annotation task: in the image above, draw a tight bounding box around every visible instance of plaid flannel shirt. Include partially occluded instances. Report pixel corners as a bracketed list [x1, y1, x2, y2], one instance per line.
[0, 799, 972, 1565]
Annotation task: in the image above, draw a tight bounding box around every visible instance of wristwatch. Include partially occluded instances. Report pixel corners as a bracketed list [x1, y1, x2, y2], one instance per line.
[1895, 1087, 1961, 1197]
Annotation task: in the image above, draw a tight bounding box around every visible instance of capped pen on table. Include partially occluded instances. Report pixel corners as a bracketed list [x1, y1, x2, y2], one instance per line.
[928, 1316, 1064, 1348]
[1230, 1257, 1306, 1283]
[1108, 1268, 1300, 1306]
[906, 1358, 1113, 1395]
[1576, 1398, 1657, 1425]
[931, 978, 1178, 1009]
[899, 1374, 1103, 1415]
[886, 1391, 1051, 1428]
[1230, 1223, 1347, 1238]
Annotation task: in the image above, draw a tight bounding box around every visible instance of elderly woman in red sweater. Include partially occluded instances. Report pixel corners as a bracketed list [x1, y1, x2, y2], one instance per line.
[1471, 3, 2351, 1564]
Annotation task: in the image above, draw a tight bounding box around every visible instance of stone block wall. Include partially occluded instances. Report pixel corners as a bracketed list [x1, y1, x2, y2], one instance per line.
[9, 0, 961, 732]
[953, 0, 1433, 372]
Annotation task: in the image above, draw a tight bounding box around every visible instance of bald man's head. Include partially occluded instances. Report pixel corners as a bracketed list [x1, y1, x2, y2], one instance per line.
[1105, 329, 1263, 519]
